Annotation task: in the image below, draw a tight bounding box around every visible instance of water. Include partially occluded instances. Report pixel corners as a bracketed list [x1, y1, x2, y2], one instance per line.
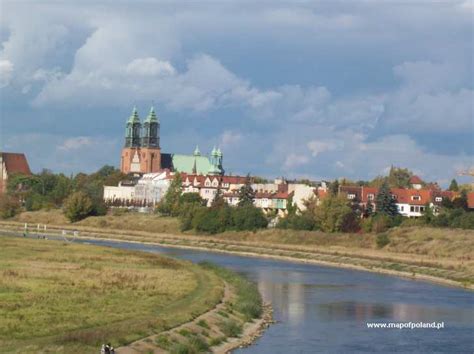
[77, 239, 474, 353]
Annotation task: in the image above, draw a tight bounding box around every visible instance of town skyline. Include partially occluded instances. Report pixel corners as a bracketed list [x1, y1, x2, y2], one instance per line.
[0, 1, 473, 186]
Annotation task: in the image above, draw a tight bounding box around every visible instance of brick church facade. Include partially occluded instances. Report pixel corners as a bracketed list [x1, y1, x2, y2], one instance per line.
[120, 107, 224, 176]
[120, 107, 162, 174]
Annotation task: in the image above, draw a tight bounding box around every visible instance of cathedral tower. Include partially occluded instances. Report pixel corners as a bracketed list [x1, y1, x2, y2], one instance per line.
[120, 107, 161, 174]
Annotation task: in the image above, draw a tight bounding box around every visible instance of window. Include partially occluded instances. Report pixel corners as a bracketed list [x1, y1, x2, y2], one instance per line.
[348, 193, 356, 199]
[412, 195, 421, 201]
[391, 194, 397, 200]
[367, 194, 374, 200]
[400, 206, 404, 211]
[435, 197, 442, 202]
[420, 206, 425, 212]
[410, 206, 415, 212]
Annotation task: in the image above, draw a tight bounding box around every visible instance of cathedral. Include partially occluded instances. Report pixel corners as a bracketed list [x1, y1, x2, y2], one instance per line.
[120, 107, 224, 175]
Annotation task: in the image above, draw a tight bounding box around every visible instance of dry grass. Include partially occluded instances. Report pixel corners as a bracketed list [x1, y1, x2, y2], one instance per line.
[4, 210, 474, 285]
[0, 236, 223, 353]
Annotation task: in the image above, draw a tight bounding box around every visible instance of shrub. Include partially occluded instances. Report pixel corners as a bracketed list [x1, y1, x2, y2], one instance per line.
[219, 319, 242, 338]
[196, 319, 209, 329]
[315, 196, 360, 233]
[188, 335, 209, 352]
[232, 205, 268, 231]
[0, 194, 21, 219]
[371, 215, 391, 233]
[376, 233, 390, 248]
[277, 213, 315, 230]
[63, 191, 93, 222]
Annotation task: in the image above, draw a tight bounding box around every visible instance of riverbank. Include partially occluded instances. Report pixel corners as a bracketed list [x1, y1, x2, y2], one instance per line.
[2, 211, 473, 289]
[0, 236, 269, 353]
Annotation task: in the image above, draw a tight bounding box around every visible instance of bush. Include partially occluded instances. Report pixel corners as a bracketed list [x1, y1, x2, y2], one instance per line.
[219, 319, 242, 338]
[232, 205, 268, 231]
[277, 213, 315, 230]
[63, 191, 93, 222]
[371, 215, 391, 233]
[0, 194, 21, 219]
[376, 233, 390, 248]
[315, 196, 360, 233]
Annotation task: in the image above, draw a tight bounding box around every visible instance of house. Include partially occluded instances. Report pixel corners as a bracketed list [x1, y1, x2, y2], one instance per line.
[339, 185, 439, 218]
[0, 152, 31, 194]
[409, 175, 423, 190]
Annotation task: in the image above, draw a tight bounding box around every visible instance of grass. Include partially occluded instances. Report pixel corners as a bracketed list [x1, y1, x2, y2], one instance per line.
[3, 210, 474, 286]
[0, 236, 223, 353]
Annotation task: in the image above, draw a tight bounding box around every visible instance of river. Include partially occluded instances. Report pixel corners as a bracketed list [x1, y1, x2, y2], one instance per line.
[77, 238, 473, 354]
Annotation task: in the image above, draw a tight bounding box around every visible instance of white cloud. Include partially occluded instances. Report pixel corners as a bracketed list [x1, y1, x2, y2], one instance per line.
[307, 140, 341, 157]
[219, 130, 242, 147]
[284, 153, 310, 169]
[0, 59, 14, 87]
[57, 136, 96, 151]
[126, 58, 176, 76]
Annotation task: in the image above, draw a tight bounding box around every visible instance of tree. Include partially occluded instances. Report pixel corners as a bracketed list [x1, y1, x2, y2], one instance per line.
[232, 205, 268, 231]
[448, 179, 459, 192]
[63, 192, 93, 222]
[329, 179, 339, 196]
[237, 174, 255, 207]
[364, 201, 374, 218]
[452, 190, 468, 210]
[157, 174, 182, 216]
[211, 188, 226, 209]
[387, 166, 413, 188]
[375, 182, 398, 217]
[0, 194, 21, 219]
[315, 195, 359, 233]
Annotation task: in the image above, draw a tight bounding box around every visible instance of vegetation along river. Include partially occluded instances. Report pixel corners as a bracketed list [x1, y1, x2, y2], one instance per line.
[78, 238, 474, 354]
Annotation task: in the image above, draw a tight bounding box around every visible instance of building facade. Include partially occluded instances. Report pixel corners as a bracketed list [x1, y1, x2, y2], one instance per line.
[0, 152, 31, 194]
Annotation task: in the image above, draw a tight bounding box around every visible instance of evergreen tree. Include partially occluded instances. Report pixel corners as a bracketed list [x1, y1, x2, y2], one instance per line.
[448, 179, 459, 191]
[329, 179, 339, 196]
[364, 201, 374, 217]
[452, 190, 468, 210]
[211, 187, 226, 208]
[238, 174, 255, 207]
[375, 182, 398, 217]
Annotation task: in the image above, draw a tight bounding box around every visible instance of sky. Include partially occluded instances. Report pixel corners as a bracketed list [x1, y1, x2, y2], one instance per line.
[0, 1, 473, 186]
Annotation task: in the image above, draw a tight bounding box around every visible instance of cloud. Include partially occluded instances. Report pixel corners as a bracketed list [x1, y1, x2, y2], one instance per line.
[284, 153, 310, 169]
[219, 130, 242, 147]
[307, 140, 341, 157]
[57, 136, 96, 151]
[126, 58, 176, 76]
[0, 59, 14, 87]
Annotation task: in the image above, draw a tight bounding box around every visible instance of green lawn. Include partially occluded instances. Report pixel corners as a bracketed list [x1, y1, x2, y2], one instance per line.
[0, 236, 223, 353]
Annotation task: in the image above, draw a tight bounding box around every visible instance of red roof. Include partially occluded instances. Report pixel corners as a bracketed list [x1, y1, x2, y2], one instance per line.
[1, 153, 31, 175]
[468, 192, 474, 209]
[390, 188, 432, 206]
[409, 175, 423, 184]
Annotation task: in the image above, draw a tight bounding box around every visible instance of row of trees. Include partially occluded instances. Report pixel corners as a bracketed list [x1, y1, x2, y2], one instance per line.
[1, 166, 125, 222]
[157, 174, 268, 234]
[278, 180, 474, 233]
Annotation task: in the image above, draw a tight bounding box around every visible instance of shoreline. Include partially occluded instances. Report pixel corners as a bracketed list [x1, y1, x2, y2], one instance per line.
[0, 224, 472, 291]
[81, 234, 472, 291]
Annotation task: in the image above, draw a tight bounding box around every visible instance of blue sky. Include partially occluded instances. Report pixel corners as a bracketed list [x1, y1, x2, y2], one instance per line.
[0, 1, 473, 186]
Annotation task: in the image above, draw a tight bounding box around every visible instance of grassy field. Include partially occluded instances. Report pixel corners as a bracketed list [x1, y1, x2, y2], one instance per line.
[4, 210, 474, 287]
[0, 236, 223, 353]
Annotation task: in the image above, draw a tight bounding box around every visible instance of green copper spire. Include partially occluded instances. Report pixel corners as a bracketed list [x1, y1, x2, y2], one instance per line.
[216, 148, 222, 157]
[142, 106, 160, 148]
[127, 106, 140, 124]
[125, 107, 141, 147]
[145, 106, 158, 123]
[193, 145, 201, 156]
